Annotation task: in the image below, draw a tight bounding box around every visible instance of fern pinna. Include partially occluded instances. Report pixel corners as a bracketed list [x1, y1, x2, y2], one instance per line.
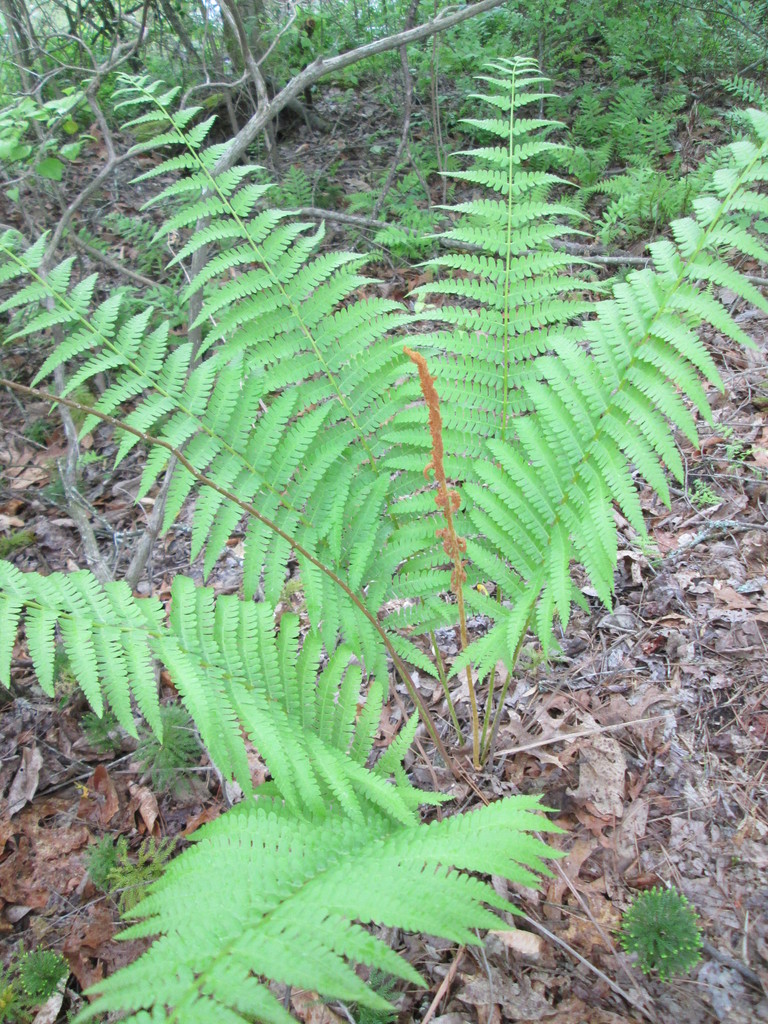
[1, 61, 767, 1022]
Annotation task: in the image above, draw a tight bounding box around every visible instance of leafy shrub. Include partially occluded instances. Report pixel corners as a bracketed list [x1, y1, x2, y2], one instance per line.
[0, 58, 767, 1022]
[0, 90, 89, 193]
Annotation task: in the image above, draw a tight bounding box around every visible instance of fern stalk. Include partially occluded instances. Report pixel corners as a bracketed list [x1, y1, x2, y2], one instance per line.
[429, 628, 463, 743]
[480, 601, 535, 762]
[501, 58, 522, 440]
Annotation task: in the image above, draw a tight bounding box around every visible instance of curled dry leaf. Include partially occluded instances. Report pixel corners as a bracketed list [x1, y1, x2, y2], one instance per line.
[127, 782, 160, 836]
[487, 927, 546, 961]
[6, 746, 43, 817]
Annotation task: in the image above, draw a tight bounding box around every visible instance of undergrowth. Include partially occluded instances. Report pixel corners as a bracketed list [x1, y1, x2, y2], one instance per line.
[0, 57, 767, 1023]
[0, 947, 68, 1024]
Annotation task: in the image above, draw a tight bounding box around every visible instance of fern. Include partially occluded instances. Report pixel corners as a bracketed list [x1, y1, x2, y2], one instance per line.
[722, 74, 768, 110]
[135, 703, 202, 795]
[0, 566, 424, 821]
[606, 83, 684, 166]
[78, 798, 557, 1024]
[275, 163, 313, 208]
[589, 160, 694, 244]
[106, 836, 178, 914]
[1, 59, 767, 1023]
[409, 59, 768, 703]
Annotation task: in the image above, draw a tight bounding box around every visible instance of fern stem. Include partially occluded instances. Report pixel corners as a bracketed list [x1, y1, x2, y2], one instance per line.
[1, 376, 460, 779]
[481, 581, 540, 765]
[480, 600, 534, 763]
[500, 63, 517, 442]
[429, 629, 463, 744]
[454, 583, 480, 768]
[479, 669, 494, 756]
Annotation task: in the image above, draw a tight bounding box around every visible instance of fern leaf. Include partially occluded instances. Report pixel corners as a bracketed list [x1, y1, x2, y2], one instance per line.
[79, 798, 558, 1023]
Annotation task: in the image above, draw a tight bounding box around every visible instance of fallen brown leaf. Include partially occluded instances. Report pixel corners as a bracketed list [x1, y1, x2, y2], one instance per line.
[77, 764, 120, 826]
[567, 734, 626, 819]
[6, 746, 43, 816]
[487, 927, 546, 961]
[457, 971, 554, 1019]
[291, 990, 347, 1024]
[127, 782, 160, 836]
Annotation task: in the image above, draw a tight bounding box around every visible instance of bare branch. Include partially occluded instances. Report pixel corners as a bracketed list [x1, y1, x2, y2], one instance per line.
[52, 360, 112, 584]
[71, 234, 161, 290]
[256, 4, 298, 68]
[123, 457, 177, 589]
[295, 206, 409, 234]
[372, 0, 421, 220]
[212, 0, 508, 175]
[219, 0, 277, 167]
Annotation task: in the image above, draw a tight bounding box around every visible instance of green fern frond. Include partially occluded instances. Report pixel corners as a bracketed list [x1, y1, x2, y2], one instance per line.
[412, 57, 598, 457]
[721, 75, 768, 110]
[276, 164, 313, 208]
[78, 797, 559, 1024]
[0, 561, 161, 733]
[461, 94, 768, 655]
[0, 563, 420, 821]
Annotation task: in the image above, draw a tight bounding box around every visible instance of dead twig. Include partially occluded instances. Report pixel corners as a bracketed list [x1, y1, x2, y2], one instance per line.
[71, 234, 160, 291]
[520, 913, 660, 1023]
[51, 359, 112, 584]
[210, 0, 510, 178]
[555, 239, 768, 286]
[654, 519, 768, 575]
[702, 939, 765, 992]
[493, 715, 667, 760]
[372, 0, 422, 220]
[420, 946, 465, 1024]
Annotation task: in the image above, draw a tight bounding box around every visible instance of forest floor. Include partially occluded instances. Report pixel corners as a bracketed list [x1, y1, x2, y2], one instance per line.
[1, 81, 767, 1024]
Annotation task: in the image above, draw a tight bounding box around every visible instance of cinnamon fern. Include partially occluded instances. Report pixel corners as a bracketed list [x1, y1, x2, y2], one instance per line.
[409, 61, 768, 686]
[1, 59, 767, 1022]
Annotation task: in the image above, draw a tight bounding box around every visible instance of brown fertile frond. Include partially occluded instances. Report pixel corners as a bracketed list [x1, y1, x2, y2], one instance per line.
[404, 346, 480, 765]
[403, 346, 446, 486]
[403, 346, 467, 592]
